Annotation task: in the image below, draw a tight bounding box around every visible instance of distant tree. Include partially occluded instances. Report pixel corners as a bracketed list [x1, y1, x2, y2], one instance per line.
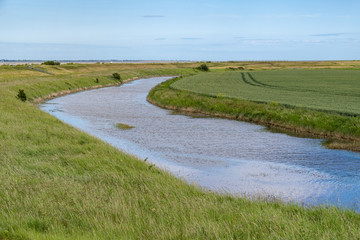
[196, 63, 210, 72]
[42, 61, 60, 65]
[16, 89, 27, 102]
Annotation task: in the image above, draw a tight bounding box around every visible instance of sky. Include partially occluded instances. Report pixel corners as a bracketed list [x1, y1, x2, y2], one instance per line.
[0, 0, 359, 60]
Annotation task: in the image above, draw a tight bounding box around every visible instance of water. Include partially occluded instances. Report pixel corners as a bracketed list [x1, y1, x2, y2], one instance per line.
[40, 77, 360, 210]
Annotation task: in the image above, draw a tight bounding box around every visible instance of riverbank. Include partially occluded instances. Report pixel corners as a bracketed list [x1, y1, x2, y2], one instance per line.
[1, 63, 360, 239]
[147, 76, 360, 152]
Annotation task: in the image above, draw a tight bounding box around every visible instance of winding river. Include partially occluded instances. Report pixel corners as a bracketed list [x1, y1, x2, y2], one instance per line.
[40, 77, 360, 210]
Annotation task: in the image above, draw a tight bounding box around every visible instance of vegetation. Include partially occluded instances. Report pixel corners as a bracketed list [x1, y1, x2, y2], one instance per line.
[196, 63, 210, 71]
[41, 61, 60, 65]
[228, 66, 245, 70]
[16, 89, 27, 102]
[112, 72, 122, 81]
[148, 73, 360, 151]
[116, 122, 135, 130]
[172, 70, 360, 115]
[0, 62, 360, 239]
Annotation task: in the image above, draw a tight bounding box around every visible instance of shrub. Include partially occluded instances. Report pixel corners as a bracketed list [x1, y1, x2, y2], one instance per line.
[228, 67, 245, 71]
[16, 89, 27, 102]
[196, 64, 209, 72]
[42, 61, 60, 65]
[112, 73, 122, 81]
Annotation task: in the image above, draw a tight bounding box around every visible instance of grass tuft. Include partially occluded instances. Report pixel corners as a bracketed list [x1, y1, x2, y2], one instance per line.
[115, 123, 135, 130]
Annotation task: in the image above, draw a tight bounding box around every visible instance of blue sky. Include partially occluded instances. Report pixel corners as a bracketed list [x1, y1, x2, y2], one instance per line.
[0, 0, 359, 60]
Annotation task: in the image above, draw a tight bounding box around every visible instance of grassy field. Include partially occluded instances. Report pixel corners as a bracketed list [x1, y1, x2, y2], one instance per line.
[172, 70, 360, 115]
[1, 62, 360, 239]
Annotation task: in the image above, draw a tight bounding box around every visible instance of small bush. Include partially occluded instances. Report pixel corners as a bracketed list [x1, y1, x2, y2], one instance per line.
[16, 89, 27, 102]
[196, 64, 209, 72]
[112, 73, 122, 81]
[95, 78, 99, 83]
[42, 61, 60, 65]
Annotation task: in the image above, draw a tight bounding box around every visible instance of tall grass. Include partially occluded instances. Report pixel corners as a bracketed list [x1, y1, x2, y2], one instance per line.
[1, 63, 360, 239]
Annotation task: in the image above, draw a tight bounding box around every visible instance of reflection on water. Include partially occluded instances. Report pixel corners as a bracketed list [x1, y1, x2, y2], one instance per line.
[40, 77, 360, 210]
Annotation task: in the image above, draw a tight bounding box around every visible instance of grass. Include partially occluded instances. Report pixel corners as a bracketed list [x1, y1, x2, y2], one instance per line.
[116, 123, 135, 130]
[1, 62, 360, 239]
[151, 71, 360, 151]
[171, 70, 360, 115]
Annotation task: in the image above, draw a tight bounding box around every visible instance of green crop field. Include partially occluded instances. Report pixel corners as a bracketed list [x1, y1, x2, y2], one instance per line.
[171, 69, 360, 115]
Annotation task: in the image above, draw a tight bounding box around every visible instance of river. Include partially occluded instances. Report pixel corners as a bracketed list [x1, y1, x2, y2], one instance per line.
[40, 77, 360, 210]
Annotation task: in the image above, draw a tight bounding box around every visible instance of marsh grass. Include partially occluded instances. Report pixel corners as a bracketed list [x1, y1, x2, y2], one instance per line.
[115, 123, 135, 130]
[1, 62, 360, 239]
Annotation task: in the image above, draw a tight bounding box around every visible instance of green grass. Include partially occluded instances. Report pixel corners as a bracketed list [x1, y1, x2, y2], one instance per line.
[1, 63, 360, 239]
[171, 70, 360, 115]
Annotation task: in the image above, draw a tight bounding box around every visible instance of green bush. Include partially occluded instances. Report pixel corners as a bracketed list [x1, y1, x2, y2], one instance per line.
[42, 61, 60, 65]
[112, 72, 122, 81]
[16, 89, 27, 102]
[196, 64, 209, 72]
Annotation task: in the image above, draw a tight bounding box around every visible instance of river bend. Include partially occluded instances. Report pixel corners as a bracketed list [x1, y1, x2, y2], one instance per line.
[40, 77, 360, 209]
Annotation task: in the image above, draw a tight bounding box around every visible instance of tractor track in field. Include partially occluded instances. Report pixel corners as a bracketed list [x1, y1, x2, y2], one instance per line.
[240, 72, 258, 86]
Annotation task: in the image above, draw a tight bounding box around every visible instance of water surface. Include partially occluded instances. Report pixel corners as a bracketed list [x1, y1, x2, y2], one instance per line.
[40, 77, 360, 209]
